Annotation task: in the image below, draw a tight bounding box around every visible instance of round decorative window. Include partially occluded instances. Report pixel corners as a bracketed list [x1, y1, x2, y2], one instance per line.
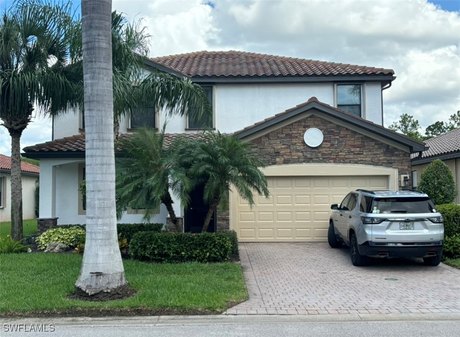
[303, 128, 324, 148]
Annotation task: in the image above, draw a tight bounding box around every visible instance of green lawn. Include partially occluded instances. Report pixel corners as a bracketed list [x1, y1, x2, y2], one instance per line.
[0, 219, 38, 238]
[0, 253, 247, 317]
[444, 258, 460, 269]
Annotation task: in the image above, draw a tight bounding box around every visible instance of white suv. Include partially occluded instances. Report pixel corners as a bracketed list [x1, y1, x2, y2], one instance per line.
[329, 190, 444, 266]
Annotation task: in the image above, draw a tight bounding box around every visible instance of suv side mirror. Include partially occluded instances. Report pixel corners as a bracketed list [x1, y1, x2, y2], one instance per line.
[330, 204, 339, 210]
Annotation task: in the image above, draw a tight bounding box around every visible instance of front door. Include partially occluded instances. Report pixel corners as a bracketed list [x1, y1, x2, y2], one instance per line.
[184, 184, 216, 233]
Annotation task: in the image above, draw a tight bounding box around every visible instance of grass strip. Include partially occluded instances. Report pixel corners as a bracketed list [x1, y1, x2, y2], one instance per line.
[0, 253, 247, 317]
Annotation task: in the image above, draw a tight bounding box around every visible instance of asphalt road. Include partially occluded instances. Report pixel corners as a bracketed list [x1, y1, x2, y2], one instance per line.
[2, 314, 460, 337]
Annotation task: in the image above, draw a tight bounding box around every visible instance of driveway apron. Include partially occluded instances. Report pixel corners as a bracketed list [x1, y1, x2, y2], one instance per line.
[225, 243, 460, 315]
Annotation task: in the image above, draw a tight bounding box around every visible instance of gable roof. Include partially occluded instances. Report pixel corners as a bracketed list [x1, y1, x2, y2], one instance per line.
[22, 133, 204, 159]
[0, 154, 39, 175]
[234, 97, 426, 153]
[152, 50, 395, 84]
[412, 128, 460, 164]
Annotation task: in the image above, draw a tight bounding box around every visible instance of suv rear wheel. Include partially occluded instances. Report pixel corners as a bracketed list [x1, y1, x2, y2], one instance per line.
[423, 253, 442, 266]
[350, 232, 368, 266]
[328, 222, 341, 248]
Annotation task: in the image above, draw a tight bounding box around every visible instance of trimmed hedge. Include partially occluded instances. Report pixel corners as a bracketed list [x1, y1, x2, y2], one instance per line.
[437, 204, 460, 237]
[117, 223, 163, 243]
[437, 204, 460, 259]
[220, 230, 239, 259]
[444, 234, 460, 259]
[55, 223, 163, 243]
[130, 232, 233, 263]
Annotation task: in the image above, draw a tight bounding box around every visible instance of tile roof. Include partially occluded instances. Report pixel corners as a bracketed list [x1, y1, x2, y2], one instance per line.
[22, 133, 204, 155]
[152, 50, 395, 79]
[412, 128, 460, 160]
[0, 154, 39, 175]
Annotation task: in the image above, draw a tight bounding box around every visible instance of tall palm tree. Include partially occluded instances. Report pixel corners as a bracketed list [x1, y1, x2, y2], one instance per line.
[75, 0, 126, 295]
[190, 132, 270, 232]
[0, 0, 76, 240]
[116, 127, 192, 231]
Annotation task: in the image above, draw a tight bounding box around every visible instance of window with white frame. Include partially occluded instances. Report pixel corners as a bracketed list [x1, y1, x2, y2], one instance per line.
[337, 84, 362, 117]
[187, 85, 213, 129]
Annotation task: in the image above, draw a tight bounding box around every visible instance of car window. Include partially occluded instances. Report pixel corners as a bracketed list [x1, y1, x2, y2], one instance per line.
[360, 196, 373, 212]
[346, 193, 358, 211]
[371, 197, 435, 214]
[340, 194, 351, 210]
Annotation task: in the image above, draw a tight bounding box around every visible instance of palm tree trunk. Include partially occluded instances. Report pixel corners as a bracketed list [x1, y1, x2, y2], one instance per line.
[202, 198, 219, 232]
[76, 0, 126, 295]
[9, 129, 23, 241]
[161, 192, 180, 231]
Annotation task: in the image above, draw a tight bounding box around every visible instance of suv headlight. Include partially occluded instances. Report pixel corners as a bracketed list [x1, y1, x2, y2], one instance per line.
[427, 216, 443, 223]
[361, 217, 385, 224]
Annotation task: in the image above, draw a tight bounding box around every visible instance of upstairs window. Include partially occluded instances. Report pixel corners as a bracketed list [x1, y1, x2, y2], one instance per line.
[130, 107, 156, 129]
[337, 84, 362, 117]
[187, 86, 213, 130]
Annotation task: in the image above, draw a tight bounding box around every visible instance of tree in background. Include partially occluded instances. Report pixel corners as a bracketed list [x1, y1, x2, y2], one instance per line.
[390, 111, 460, 141]
[418, 159, 456, 205]
[424, 121, 449, 138]
[389, 113, 423, 141]
[0, 0, 76, 240]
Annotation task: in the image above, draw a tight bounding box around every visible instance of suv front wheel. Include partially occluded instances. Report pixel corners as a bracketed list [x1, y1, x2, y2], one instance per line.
[350, 232, 368, 266]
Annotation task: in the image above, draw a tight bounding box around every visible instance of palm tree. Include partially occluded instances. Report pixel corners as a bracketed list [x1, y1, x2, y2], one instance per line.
[75, 0, 126, 295]
[190, 132, 270, 232]
[116, 127, 191, 231]
[0, 0, 76, 240]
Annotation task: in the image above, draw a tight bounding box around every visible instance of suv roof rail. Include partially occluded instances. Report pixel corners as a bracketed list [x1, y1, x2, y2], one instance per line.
[356, 189, 375, 194]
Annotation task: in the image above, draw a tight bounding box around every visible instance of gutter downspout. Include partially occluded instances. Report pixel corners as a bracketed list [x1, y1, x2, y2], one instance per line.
[381, 81, 393, 126]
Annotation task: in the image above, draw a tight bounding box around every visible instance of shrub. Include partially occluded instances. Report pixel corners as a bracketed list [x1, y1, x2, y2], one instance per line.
[36, 226, 86, 251]
[444, 234, 460, 259]
[220, 230, 239, 259]
[130, 232, 232, 263]
[418, 160, 456, 205]
[0, 236, 28, 254]
[437, 204, 460, 237]
[117, 223, 163, 243]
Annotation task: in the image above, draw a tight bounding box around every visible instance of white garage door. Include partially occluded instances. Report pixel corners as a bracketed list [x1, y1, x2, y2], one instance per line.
[232, 175, 388, 242]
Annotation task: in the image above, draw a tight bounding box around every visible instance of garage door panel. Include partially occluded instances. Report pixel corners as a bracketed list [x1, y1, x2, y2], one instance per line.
[233, 175, 389, 242]
[276, 195, 293, 204]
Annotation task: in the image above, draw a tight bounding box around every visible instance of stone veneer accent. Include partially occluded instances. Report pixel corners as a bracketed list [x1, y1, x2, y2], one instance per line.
[216, 114, 413, 232]
[248, 114, 412, 176]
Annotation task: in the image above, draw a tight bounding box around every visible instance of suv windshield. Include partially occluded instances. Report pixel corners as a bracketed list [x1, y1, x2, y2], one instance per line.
[370, 197, 435, 214]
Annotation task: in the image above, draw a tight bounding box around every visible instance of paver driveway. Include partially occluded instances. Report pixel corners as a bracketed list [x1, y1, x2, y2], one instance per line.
[225, 243, 460, 315]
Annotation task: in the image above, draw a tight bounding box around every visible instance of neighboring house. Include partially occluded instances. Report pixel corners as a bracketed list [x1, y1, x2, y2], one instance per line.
[23, 50, 425, 242]
[0, 154, 39, 222]
[411, 128, 460, 203]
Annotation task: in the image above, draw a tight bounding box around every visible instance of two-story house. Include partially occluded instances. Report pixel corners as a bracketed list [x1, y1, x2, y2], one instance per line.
[24, 51, 424, 242]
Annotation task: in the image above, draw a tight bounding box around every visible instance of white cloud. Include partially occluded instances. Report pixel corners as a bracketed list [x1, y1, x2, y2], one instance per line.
[1, 0, 459, 155]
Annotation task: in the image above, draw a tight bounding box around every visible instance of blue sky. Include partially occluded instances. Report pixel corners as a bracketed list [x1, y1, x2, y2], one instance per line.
[0, 0, 459, 155]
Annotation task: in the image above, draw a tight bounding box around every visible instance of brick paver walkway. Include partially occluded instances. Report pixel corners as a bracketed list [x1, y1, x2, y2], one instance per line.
[225, 243, 460, 315]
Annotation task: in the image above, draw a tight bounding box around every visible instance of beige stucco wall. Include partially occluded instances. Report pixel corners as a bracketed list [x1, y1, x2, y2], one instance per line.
[0, 174, 38, 222]
[412, 158, 460, 203]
